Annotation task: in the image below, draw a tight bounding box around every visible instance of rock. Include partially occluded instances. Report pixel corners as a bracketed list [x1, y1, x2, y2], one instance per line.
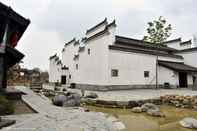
[85, 92, 98, 99]
[53, 93, 81, 107]
[183, 99, 190, 105]
[113, 121, 126, 130]
[193, 106, 197, 110]
[63, 93, 81, 107]
[131, 107, 143, 113]
[141, 103, 160, 112]
[52, 94, 67, 106]
[147, 109, 165, 117]
[180, 118, 197, 129]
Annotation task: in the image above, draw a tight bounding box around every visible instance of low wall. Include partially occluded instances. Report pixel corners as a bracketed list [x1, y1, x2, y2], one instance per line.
[75, 84, 179, 91]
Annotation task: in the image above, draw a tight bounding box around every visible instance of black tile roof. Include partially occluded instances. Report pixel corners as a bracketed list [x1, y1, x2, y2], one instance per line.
[162, 38, 181, 44]
[109, 45, 183, 59]
[49, 54, 57, 60]
[65, 38, 76, 46]
[86, 18, 107, 34]
[180, 40, 192, 46]
[115, 35, 177, 52]
[174, 47, 197, 53]
[158, 60, 197, 72]
[0, 2, 30, 42]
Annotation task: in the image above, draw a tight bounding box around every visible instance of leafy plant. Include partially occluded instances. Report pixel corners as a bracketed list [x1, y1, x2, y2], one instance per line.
[143, 16, 172, 44]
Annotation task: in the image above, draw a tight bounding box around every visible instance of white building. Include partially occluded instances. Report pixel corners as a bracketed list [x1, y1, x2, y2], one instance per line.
[49, 18, 197, 91]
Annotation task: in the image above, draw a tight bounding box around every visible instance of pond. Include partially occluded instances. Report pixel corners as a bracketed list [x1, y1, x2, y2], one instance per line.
[86, 105, 197, 131]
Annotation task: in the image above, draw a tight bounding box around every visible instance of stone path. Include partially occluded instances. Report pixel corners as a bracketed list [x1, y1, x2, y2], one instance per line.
[1, 86, 121, 131]
[69, 88, 197, 101]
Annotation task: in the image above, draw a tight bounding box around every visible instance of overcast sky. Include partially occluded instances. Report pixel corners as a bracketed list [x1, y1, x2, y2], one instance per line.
[1, 0, 197, 71]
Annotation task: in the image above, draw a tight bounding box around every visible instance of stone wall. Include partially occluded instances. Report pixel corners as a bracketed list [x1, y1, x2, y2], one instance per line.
[75, 84, 164, 91]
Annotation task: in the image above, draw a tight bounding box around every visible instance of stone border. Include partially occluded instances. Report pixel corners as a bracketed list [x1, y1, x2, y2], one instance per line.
[76, 84, 160, 91]
[81, 98, 162, 109]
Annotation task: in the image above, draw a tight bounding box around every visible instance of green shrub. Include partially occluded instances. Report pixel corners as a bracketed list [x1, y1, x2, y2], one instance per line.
[0, 95, 14, 115]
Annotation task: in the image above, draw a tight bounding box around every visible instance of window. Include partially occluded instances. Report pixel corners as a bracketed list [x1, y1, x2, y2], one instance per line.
[76, 64, 78, 70]
[111, 69, 118, 77]
[69, 74, 71, 79]
[88, 48, 90, 55]
[144, 71, 149, 78]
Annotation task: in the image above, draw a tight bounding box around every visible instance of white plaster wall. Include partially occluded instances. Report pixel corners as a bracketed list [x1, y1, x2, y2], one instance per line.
[108, 50, 157, 85]
[187, 73, 194, 85]
[166, 41, 191, 50]
[86, 24, 107, 38]
[62, 41, 79, 83]
[74, 33, 110, 85]
[158, 66, 178, 86]
[166, 41, 181, 49]
[176, 51, 197, 68]
[158, 56, 183, 63]
[49, 59, 61, 83]
[180, 44, 191, 50]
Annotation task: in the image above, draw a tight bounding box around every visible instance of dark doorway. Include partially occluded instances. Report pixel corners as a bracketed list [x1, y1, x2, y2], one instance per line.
[61, 75, 66, 84]
[179, 72, 188, 88]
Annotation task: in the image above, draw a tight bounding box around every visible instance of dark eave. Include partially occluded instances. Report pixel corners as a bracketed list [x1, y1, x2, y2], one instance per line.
[85, 27, 109, 43]
[175, 47, 197, 53]
[107, 20, 116, 28]
[158, 60, 197, 72]
[109, 45, 183, 59]
[65, 38, 76, 46]
[86, 18, 107, 34]
[62, 66, 69, 70]
[180, 40, 192, 46]
[115, 35, 177, 52]
[0, 2, 30, 41]
[162, 38, 181, 44]
[73, 40, 80, 46]
[49, 54, 57, 60]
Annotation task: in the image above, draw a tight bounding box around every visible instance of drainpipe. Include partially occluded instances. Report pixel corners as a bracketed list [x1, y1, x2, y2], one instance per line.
[156, 55, 158, 89]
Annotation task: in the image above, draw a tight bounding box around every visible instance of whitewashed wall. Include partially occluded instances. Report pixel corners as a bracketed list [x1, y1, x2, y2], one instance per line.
[166, 41, 191, 50]
[158, 56, 183, 63]
[108, 50, 157, 85]
[62, 41, 79, 83]
[158, 66, 178, 86]
[176, 51, 197, 68]
[74, 33, 111, 85]
[49, 58, 62, 83]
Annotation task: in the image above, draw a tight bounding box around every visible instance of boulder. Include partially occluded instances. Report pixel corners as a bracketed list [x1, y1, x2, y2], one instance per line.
[52, 94, 67, 106]
[180, 118, 197, 129]
[85, 92, 98, 99]
[141, 103, 160, 112]
[183, 99, 190, 105]
[63, 93, 81, 107]
[147, 109, 165, 117]
[131, 107, 143, 113]
[53, 93, 81, 107]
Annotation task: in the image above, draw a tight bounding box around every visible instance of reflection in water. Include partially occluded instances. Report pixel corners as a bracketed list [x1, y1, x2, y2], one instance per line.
[86, 105, 197, 131]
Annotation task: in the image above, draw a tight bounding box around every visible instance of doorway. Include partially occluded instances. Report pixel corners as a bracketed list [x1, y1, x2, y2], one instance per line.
[179, 72, 188, 88]
[61, 75, 66, 85]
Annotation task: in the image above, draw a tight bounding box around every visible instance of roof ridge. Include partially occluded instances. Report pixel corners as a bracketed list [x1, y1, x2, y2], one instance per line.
[115, 35, 177, 51]
[86, 18, 108, 34]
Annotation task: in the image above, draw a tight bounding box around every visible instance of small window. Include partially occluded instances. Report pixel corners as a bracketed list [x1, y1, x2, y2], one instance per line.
[111, 69, 118, 77]
[144, 71, 149, 78]
[76, 64, 78, 70]
[69, 74, 71, 79]
[88, 48, 90, 55]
